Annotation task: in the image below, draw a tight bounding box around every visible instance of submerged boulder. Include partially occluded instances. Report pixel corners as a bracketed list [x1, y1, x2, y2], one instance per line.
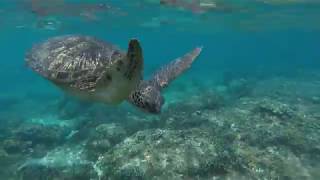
[2, 139, 32, 154]
[93, 123, 127, 145]
[254, 98, 296, 121]
[17, 145, 99, 180]
[14, 124, 68, 146]
[97, 128, 241, 180]
[85, 123, 127, 158]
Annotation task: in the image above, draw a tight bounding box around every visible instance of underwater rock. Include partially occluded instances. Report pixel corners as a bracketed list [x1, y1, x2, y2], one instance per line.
[0, 147, 27, 179]
[201, 91, 226, 110]
[169, 90, 225, 112]
[2, 139, 32, 154]
[159, 90, 224, 129]
[93, 123, 127, 145]
[254, 98, 296, 121]
[225, 97, 320, 155]
[97, 128, 242, 180]
[86, 139, 111, 155]
[160, 109, 209, 129]
[14, 124, 68, 146]
[18, 145, 98, 180]
[234, 144, 315, 179]
[85, 123, 127, 158]
[19, 162, 95, 180]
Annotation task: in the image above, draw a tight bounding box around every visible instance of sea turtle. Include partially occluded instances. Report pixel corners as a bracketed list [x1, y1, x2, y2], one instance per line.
[25, 35, 202, 113]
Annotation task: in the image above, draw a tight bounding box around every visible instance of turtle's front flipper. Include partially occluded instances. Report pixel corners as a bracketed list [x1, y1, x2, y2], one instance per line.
[127, 47, 202, 114]
[125, 39, 144, 81]
[151, 47, 202, 89]
[97, 39, 144, 104]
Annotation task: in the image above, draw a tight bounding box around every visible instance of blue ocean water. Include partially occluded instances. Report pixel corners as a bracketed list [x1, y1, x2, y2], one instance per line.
[0, 0, 320, 179]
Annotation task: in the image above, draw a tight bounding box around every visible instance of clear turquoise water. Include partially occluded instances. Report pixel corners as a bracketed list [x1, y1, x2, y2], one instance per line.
[0, 0, 320, 179]
[0, 1, 319, 95]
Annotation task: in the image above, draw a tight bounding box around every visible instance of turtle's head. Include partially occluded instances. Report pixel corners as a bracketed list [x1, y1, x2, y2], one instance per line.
[128, 82, 164, 114]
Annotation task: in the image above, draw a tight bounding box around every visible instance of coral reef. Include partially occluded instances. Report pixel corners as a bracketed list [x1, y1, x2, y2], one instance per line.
[97, 128, 241, 180]
[14, 124, 68, 146]
[17, 145, 98, 180]
[0, 75, 320, 179]
[2, 139, 32, 154]
[85, 123, 127, 159]
[253, 98, 296, 121]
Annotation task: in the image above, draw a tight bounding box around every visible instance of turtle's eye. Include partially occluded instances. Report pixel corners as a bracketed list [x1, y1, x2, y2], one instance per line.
[146, 86, 152, 92]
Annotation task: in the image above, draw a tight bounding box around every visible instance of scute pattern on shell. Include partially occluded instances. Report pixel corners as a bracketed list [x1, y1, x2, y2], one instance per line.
[26, 35, 124, 91]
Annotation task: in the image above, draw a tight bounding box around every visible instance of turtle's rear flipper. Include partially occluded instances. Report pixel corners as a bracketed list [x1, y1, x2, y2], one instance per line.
[151, 47, 202, 89]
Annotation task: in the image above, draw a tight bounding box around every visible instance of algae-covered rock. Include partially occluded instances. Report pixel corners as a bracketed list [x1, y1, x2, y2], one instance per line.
[85, 123, 127, 159]
[160, 91, 224, 129]
[160, 110, 209, 129]
[18, 145, 98, 180]
[254, 98, 296, 121]
[165, 90, 225, 114]
[2, 139, 32, 154]
[19, 163, 96, 180]
[93, 123, 127, 145]
[86, 139, 112, 157]
[97, 128, 241, 180]
[234, 145, 314, 180]
[14, 124, 68, 146]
